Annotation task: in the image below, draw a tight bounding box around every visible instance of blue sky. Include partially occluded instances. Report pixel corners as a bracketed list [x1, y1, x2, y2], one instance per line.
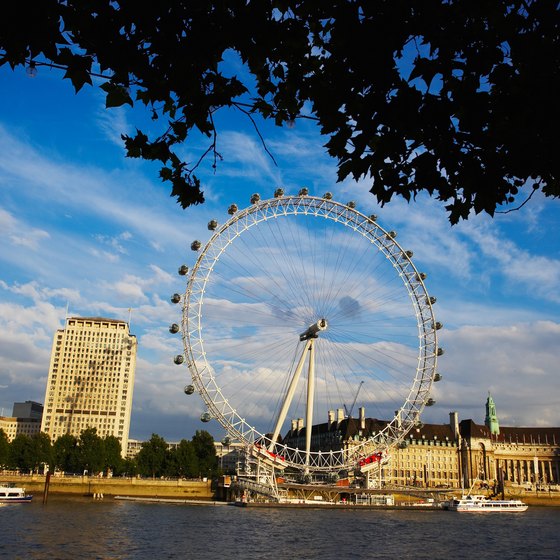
[1, 59, 559, 444]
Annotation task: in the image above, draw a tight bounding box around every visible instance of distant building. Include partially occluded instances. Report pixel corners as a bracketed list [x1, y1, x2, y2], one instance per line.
[214, 440, 245, 473]
[40, 317, 137, 457]
[282, 399, 560, 489]
[126, 438, 144, 460]
[0, 400, 43, 441]
[458, 418, 560, 489]
[0, 415, 42, 442]
[12, 400, 43, 420]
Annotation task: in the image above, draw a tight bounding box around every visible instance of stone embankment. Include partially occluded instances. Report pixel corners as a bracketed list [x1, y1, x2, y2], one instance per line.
[3, 474, 559, 507]
[0, 473, 215, 500]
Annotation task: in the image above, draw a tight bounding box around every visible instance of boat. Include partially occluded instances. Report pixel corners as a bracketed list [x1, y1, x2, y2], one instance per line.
[0, 484, 33, 503]
[446, 494, 527, 512]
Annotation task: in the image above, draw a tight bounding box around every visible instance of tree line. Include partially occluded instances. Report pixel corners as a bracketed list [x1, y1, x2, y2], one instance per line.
[0, 428, 219, 479]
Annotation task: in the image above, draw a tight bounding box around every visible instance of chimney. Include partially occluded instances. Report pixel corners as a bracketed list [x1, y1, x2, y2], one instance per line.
[291, 419, 297, 432]
[328, 410, 336, 426]
[337, 408, 344, 423]
[359, 406, 365, 430]
[450, 411, 459, 441]
[297, 418, 304, 431]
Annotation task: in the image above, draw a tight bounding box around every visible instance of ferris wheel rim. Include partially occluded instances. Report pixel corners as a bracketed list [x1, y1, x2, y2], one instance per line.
[180, 194, 439, 472]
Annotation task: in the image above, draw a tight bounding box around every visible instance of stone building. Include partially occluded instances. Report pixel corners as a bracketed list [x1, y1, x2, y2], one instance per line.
[0, 401, 44, 442]
[387, 395, 560, 489]
[282, 395, 560, 489]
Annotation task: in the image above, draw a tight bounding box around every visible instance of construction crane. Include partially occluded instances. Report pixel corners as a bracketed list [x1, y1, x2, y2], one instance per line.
[344, 381, 364, 418]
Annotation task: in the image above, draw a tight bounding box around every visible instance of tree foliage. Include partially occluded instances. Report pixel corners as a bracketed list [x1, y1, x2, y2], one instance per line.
[168, 439, 199, 478]
[51, 430, 123, 474]
[0, 429, 10, 467]
[78, 427, 105, 474]
[191, 430, 219, 477]
[137, 433, 169, 478]
[53, 433, 80, 473]
[1, 1, 558, 222]
[3, 429, 218, 478]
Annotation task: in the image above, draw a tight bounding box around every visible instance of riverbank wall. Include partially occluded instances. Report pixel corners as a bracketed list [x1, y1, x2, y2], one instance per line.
[2, 474, 560, 506]
[0, 473, 215, 500]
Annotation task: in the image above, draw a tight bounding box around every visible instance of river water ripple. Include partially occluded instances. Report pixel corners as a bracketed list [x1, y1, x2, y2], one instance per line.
[1, 496, 559, 559]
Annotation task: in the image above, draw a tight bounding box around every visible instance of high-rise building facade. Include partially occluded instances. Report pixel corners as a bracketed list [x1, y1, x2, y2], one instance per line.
[41, 317, 137, 456]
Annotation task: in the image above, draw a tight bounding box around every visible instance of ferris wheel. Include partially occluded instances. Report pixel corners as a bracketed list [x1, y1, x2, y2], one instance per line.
[171, 190, 442, 474]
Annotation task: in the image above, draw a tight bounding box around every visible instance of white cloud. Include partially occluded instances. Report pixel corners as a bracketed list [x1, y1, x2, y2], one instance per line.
[0, 207, 50, 251]
[1, 71, 559, 443]
[218, 130, 283, 185]
[433, 320, 560, 426]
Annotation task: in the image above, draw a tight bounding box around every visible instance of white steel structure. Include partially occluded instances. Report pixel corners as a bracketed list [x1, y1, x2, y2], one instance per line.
[41, 317, 137, 457]
[173, 192, 442, 475]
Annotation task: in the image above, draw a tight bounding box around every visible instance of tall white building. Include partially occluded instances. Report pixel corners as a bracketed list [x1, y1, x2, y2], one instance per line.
[41, 317, 137, 457]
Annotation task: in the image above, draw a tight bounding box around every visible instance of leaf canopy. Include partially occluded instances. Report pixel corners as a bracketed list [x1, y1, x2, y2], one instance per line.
[1, 0, 558, 222]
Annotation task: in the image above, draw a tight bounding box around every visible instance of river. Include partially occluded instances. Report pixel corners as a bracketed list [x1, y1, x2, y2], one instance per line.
[2, 496, 559, 559]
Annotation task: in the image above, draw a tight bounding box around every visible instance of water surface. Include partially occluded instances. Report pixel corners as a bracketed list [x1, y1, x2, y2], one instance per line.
[2, 497, 558, 559]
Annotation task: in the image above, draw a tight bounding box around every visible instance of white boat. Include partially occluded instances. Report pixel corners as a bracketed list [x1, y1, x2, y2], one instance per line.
[446, 494, 527, 512]
[0, 484, 33, 503]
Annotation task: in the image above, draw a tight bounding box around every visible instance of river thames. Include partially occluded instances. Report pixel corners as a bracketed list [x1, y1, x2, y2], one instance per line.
[1, 497, 559, 559]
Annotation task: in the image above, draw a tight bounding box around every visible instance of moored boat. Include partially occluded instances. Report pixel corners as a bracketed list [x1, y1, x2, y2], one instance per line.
[0, 484, 33, 503]
[446, 494, 527, 512]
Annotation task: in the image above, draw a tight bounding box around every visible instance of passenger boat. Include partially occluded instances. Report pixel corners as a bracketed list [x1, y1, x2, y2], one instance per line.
[0, 484, 33, 503]
[446, 494, 527, 512]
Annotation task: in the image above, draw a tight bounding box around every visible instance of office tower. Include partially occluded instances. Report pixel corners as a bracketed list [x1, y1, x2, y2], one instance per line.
[12, 400, 43, 420]
[41, 317, 137, 457]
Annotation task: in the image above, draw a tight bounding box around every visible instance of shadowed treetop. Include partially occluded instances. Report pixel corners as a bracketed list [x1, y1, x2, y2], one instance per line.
[1, 1, 558, 223]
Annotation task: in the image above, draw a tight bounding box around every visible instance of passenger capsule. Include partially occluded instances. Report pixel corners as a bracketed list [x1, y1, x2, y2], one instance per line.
[174, 355, 184, 365]
[201, 412, 212, 423]
[437, 347, 445, 356]
[347, 201, 356, 209]
[299, 187, 309, 196]
[385, 231, 396, 240]
[416, 272, 427, 281]
[369, 214, 378, 222]
[433, 373, 442, 382]
[178, 265, 189, 276]
[426, 296, 437, 305]
[432, 321, 443, 330]
[274, 188, 284, 198]
[207, 220, 218, 231]
[191, 240, 201, 251]
[169, 323, 180, 334]
[250, 193, 261, 204]
[323, 192, 333, 200]
[184, 384, 195, 395]
[426, 398, 436, 406]
[228, 204, 238, 215]
[403, 250, 413, 258]
[171, 293, 181, 304]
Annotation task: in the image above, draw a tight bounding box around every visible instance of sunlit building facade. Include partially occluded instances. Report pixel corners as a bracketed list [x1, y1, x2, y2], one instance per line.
[0, 401, 44, 442]
[41, 317, 137, 457]
[284, 398, 560, 489]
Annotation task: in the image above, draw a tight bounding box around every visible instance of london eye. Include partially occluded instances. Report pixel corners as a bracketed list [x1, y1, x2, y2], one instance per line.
[171, 190, 442, 476]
